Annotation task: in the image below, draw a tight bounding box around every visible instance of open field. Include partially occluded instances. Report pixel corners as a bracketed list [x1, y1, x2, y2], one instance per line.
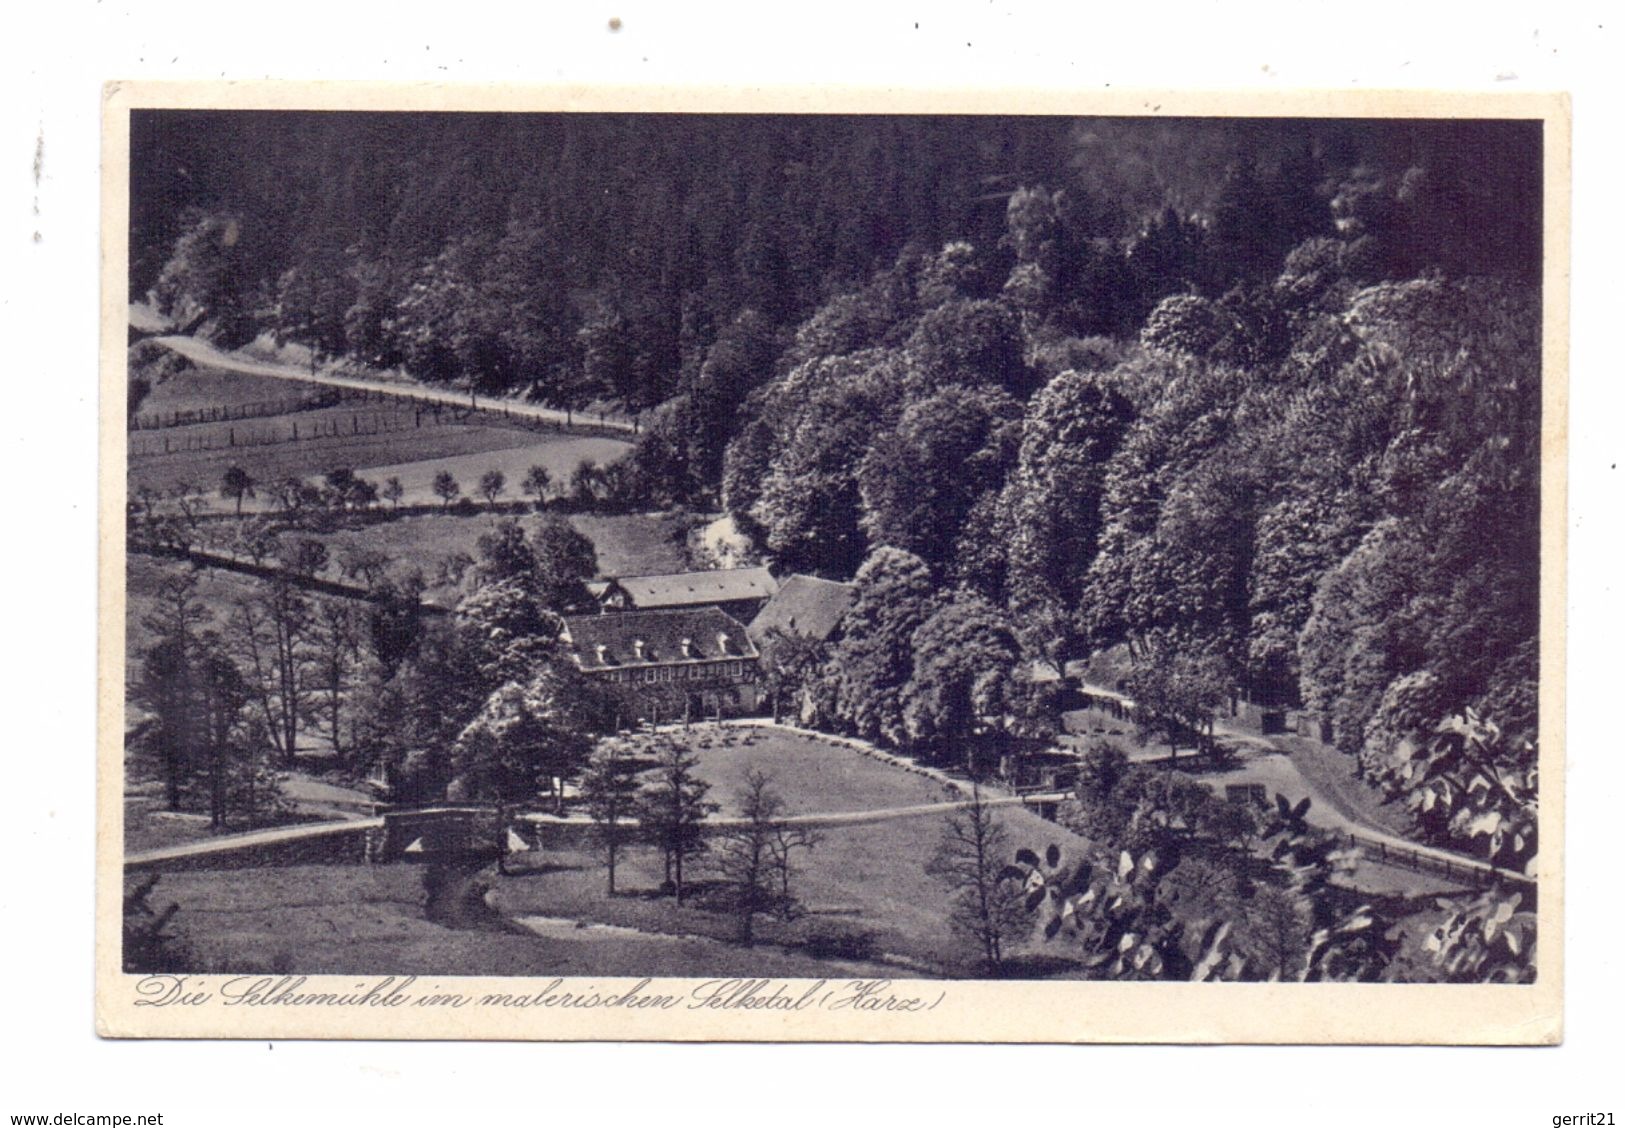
[631, 726, 950, 817]
[301, 509, 697, 587]
[569, 512, 703, 577]
[493, 798, 1093, 975]
[128, 427, 626, 504]
[130, 401, 444, 457]
[360, 436, 631, 507]
[128, 421, 561, 497]
[124, 793, 218, 855]
[489, 725, 1099, 973]
[137, 364, 305, 415]
[134, 863, 899, 978]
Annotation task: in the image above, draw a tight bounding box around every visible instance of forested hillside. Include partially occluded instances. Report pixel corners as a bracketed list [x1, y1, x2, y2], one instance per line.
[132, 113, 1544, 868]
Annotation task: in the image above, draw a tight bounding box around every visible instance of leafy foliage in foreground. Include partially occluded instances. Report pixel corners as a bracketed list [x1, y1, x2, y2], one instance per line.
[1012, 763, 1532, 983]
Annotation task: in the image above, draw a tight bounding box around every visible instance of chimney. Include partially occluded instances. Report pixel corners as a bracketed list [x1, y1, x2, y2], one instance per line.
[680, 637, 693, 658]
[633, 638, 646, 661]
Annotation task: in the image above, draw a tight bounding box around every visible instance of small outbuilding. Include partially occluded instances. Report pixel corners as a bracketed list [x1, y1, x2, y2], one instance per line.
[595, 566, 779, 622]
[747, 573, 856, 646]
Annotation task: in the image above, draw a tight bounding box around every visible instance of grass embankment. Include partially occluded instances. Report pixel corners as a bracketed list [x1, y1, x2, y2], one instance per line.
[135, 863, 899, 978]
[376, 509, 690, 582]
[128, 360, 634, 500]
[279, 509, 699, 604]
[494, 725, 1097, 975]
[1274, 732, 1416, 839]
[127, 423, 617, 500]
[138, 366, 298, 415]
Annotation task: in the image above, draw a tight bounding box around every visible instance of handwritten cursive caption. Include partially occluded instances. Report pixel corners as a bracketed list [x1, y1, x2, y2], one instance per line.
[131, 975, 947, 1015]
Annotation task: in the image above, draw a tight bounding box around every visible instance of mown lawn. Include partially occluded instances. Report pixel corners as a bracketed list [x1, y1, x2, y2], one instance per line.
[626, 725, 949, 816]
[493, 803, 1092, 975]
[493, 724, 1098, 975]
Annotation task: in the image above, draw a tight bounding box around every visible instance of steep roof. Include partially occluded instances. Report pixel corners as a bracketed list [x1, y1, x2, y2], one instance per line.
[602, 566, 778, 609]
[747, 574, 856, 644]
[562, 608, 759, 672]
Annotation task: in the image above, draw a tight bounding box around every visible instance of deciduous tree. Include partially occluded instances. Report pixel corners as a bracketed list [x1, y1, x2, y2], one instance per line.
[826, 547, 937, 745]
[452, 662, 604, 809]
[579, 739, 646, 895]
[521, 465, 552, 510]
[713, 769, 789, 944]
[926, 784, 1027, 970]
[432, 470, 461, 510]
[638, 738, 717, 904]
[478, 468, 507, 507]
[219, 465, 255, 516]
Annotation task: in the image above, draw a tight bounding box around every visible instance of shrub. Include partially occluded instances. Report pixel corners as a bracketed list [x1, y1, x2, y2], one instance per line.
[801, 922, 880, 962]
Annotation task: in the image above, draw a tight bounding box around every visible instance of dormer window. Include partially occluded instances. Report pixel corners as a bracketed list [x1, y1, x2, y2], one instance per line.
[594, 643, 608, 665]
[716, 631, 731, 656]
[633, 638, 646, 661]
[680, 637, 693, 658]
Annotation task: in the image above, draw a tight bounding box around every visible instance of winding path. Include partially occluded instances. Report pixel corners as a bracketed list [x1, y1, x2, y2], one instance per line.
[1071, 684, 1534, 888]
[125, 719, 1529, 888]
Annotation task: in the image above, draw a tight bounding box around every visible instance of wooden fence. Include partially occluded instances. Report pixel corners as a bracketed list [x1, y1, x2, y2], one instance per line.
[129, 383, 636, 458]
[129, 405, 453, 458]
[1340, 829, 1535, 890]
[130, 390, 343, 430]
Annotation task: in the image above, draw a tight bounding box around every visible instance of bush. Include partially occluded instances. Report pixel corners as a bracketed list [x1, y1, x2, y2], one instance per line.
[124, 874, 187, 973]
[801, 922, 880, 962]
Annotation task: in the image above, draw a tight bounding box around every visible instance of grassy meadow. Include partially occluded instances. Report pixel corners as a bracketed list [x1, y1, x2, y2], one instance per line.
[136, 863, 896, 978]
[127, 358, 633, 503]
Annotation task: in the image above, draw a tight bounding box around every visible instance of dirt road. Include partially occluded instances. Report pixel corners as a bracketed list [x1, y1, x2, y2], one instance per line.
[153, 335, 639, 435]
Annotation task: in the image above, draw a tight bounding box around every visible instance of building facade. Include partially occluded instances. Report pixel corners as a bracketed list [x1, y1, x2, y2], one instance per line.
[561, 607, 761, 723]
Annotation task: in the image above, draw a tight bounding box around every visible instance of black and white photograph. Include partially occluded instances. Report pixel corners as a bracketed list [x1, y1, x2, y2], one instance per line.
[97, 86, 1565, 1042]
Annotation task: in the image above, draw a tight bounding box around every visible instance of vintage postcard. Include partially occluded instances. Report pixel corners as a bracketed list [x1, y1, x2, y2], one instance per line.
[97, 82, 1568, 1042]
